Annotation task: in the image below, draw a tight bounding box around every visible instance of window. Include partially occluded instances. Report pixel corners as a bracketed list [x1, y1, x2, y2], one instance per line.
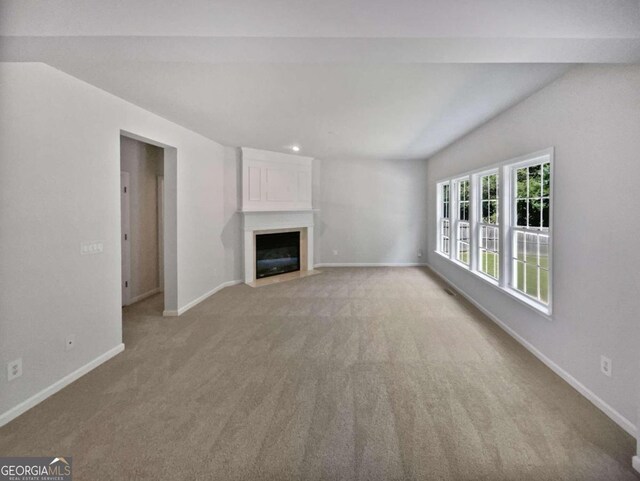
[479, 172, 499, 280]
[511, 161, 551, 304]
[455, 178, 470, 265]
[438, 182, 451, 255]
[434, 149, 553, 315]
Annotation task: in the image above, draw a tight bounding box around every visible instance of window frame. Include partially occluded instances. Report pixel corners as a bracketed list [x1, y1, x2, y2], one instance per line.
[453, 176, 471, 267]
[436, 181, 451, 256]
[475, 169, 500, 282]
[434, 148, 554, 318]
[505, 155, 553, 311]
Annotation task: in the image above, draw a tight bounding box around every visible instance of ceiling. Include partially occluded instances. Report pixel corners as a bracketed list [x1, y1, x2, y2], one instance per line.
[46, 62, 570, 160]
[2, 0, 639, 38]
[1, 0, 638, 160]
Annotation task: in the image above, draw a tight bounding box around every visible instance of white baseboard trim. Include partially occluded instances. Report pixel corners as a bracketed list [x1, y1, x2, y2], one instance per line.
[426, 263, 638, 438]
[632, 456, 640, 474]
[163, 279, 243, 317]
[0, 343, 125, 428]
[314, 263, 428, 268]
[126, 287, 161, 306]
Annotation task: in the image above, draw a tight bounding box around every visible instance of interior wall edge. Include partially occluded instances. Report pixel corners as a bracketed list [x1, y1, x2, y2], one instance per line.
[165, 279, 243, 317]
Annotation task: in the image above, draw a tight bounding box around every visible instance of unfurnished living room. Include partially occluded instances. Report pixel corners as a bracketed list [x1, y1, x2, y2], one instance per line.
[1, 1, 639, 480]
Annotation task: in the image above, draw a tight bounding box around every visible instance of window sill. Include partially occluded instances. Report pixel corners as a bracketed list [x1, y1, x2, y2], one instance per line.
[503, 287, 552, 318]
[474, 270, 500, 288]
[450, 258, 470, 270]
[433, 250, 552, 320]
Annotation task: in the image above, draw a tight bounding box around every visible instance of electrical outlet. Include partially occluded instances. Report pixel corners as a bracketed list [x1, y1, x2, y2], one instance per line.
[7, 358, 22, 381]
[332, 249, 338, 256]
[600, 355, 612, 377]
[65, 335, 76, 351]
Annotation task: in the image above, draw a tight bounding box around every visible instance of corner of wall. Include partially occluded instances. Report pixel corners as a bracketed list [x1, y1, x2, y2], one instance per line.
[223, 145, 243, 282]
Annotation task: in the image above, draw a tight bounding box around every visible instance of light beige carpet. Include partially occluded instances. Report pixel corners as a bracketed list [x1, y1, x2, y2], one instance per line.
[1, 267, 637, 480]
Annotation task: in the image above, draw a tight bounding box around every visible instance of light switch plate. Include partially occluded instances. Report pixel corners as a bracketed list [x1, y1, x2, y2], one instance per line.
[81, 241, 104, 255]
[600, 355, 612, 377]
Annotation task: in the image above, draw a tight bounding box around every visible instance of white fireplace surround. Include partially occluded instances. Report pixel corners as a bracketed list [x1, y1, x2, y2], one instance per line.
[242, 210, 314, 284]
[240, 147, 316, 284]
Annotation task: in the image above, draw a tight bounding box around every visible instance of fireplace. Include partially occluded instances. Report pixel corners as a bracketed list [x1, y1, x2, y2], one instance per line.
[255, 231, 301, 279]
[242, 211, 314, 285]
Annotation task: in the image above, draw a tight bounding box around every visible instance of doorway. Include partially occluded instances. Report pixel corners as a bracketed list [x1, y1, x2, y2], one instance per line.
[120, 135, 165, 308]
[120, 171, 131, 303]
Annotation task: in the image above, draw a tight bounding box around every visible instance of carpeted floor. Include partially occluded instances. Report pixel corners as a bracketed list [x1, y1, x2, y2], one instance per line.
[1, 267, 637, 480]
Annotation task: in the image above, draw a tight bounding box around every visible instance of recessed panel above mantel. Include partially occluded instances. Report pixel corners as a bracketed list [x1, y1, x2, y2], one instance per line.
[241, 147, 313, 211]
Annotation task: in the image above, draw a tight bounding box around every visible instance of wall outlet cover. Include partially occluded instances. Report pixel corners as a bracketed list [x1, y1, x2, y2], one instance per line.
[7, 358, 23, 381]
[600, 355, 612, 377]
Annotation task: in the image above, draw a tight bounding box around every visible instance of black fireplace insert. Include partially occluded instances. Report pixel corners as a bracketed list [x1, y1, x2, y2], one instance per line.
[256, 231, 300, 279]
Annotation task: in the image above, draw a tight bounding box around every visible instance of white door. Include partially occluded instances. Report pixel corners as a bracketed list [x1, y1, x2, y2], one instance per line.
[121, 172, 131, 306]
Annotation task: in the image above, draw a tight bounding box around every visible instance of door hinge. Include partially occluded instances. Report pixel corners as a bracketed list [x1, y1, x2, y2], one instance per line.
[124, 234, 128, 240]
[124, 186, 127, 193]
[125, 281, 128, 288]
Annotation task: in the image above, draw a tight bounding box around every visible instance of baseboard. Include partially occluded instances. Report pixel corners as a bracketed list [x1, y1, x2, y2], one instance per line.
[126, 287, 161, 306]
[426, 263, 638, 438]
[314, 262, 428, 268]
[633, 456, 640, 474]
[0, 343, 125, 428]
[163, 279, 242, 317]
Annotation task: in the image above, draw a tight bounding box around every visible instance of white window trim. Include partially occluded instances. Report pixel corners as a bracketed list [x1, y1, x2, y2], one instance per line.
[434, 148, 554, 318]
[475, 168, 500, 281]
[453, 176, 471, 268]
[436, 181, 451, 256]
[505, 153, 553, 312]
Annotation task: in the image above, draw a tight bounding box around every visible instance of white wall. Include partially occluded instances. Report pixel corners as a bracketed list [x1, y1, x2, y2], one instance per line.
[120, 136, 163, 301]
[314, 157, 428, 265]
[0, 63, 234, 422]
[223, 146, 243, 282]
[426, 65, 640, 435]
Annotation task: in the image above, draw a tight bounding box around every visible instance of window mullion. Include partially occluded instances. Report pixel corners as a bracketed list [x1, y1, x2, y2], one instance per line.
[537, 234, 541, 301]
[450, 182, 458, 261]
[469, 174, 479, 273]
[499, 165, 510, 288]
[438, 184, 445, 254]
